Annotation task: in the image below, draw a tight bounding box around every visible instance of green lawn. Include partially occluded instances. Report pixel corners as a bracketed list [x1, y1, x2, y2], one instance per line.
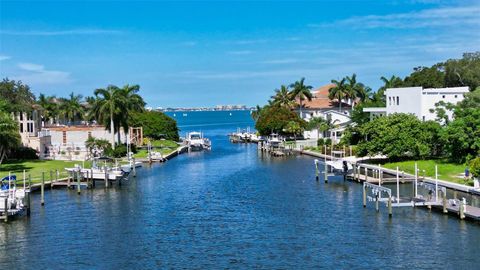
[134, 140, 179, 159]
[380, 159, 470, 185]
[0, 159, 92, 184]
[150, 139, 179, 148]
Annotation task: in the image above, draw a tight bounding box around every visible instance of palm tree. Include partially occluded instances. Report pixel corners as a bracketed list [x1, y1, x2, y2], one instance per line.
[329, 78, 348, 112]
[60, 92, 84, 125]
[271, 85, 294, 108]
[0, 106, 20, 165]
[375, 75, 403, 103]
[117, 84, 145, 143]
[251, 105, 263, 121]
[345, 73, 371, 106]
[289, 78, 313, 117]
[37, 94, 59, 126]
[92, 85, 124, 149]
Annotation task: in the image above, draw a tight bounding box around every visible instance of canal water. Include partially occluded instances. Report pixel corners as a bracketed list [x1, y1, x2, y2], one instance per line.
[1, 111, 479, 269]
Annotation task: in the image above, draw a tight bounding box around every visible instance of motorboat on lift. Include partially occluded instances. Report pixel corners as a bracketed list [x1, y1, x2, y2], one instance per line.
[186, 132, 211, 151]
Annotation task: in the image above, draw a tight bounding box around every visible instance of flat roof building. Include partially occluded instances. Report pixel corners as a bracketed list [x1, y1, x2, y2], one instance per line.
[363, 86, 469, 122]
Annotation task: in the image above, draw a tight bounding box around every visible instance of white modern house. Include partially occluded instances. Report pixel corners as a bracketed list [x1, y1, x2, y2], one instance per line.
[296, 84, 353, 143]
[363, 86, 469, 122]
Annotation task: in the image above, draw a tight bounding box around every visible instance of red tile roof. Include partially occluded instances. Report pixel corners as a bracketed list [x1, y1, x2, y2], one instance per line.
[296, 84, 351, 109]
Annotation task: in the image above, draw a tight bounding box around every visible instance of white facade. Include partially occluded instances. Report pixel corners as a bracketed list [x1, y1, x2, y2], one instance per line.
[303, 110, 352, 143]
[44, 126, 126, 160]
[364, 86, 469, 122]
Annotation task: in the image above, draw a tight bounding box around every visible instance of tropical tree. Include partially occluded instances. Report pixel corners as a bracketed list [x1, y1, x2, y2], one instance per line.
[37, 94, 60, 126]
[284, 121, 303, 144]
[306, 117, 333, 142]
[0, 78, 36, 113]
[92, 85, 125, 149]
[59, 92, 84, 124]
[345, 73, 370, 106]
[271, 85, 294, 108]
[117, 84, 145, 142]
[251, 105, 263, 121]
[374, 75, 403, 104]
[329, 78, 348, 112]
[289, 78, 313, 117]
[255, 105, 305, 136]
[0, 101, 21, 164]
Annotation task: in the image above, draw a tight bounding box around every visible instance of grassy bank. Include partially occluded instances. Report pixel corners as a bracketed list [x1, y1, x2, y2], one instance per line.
[0, 159, 92, 184]
[134, 140, 179, 159]
[378, 160, 470, 185]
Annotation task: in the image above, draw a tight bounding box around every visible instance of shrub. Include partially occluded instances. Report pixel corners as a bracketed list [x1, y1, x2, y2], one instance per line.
[325, 138, 332, 146]
[317, 138, 325, 146]
[470, 157, 480, 178]
[9, 146, 38, 160]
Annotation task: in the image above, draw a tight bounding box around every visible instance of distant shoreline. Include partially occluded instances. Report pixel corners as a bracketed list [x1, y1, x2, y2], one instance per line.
[161, 108, 255, 112]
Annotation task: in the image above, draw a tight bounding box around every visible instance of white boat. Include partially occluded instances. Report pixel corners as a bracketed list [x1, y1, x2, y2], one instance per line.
[266, 133, 282, 147]
[186, 132, 211, 151]
[0, 175, 27, 218]
[325, 160, 353, 175]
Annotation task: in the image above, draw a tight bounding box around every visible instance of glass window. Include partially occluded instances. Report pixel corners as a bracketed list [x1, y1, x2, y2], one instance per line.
[397, 96, 399, 105]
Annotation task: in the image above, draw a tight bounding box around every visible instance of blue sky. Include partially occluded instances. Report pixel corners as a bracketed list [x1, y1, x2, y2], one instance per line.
[1, 0, 479, 108]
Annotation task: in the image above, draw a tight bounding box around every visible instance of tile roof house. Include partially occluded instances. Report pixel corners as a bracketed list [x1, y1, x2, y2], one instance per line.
[295, 84, 353, 143]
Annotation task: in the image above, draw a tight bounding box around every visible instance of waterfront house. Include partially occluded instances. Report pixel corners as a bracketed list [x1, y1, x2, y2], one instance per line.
[295, 84, 352, 143]
[363, 86, 469, 122]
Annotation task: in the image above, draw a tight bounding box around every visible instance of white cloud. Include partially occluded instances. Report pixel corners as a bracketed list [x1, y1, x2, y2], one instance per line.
[0, 55, 11, 61]
[309, 5, 480, 29]
[15, 62, 72, 85]
[0, 29, 123, 36]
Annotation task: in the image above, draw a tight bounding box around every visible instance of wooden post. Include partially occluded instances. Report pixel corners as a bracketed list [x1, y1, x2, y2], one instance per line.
[357, 165, 361, 182]
[26, 190, 31, 216]
[50, 170, 53, 190]
[442, 191, 448, 214]
[362, 184, 367, 207]
[459, 199, 465, 219]
[4, 197, 8, 223]
[67, 171, 71, 189]
[396, 167, 400, 204]
[41, 172, 45, 206]
[91, 168, 95, 188]
[365, 167, 368, 182]
[324, 158, 328, 183]
[388, 196, 392, 217]
[315, 160, 319, 181]
[105, 168, 109, 188]
[375, 194, 379, 212]
[133, 158, 136, 177]
[76, 171, 81, 194]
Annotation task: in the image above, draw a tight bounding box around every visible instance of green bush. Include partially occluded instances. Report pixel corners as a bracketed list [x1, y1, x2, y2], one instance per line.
[9, 146, 38, 160]
[317, 138, 325, 146]
[470, 157, 480, 178]
[324, 138, 332, 146]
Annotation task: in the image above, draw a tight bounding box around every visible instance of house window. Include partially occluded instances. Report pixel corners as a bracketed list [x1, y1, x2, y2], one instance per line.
[454, 95, 458, 98]
[20, 123, 23, 133]
[396, 96, 399, 105]
[63, 131, 67, 144]
[442, 95, 445, 98]
[389, 97, 391, 106]
[422, 116, 425, 122]
[88, 131, 92, 138]
[19, 113, 23, 121]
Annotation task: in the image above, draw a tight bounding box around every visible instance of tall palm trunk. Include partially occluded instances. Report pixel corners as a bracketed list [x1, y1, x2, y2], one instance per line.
[110, 109, 115, 150]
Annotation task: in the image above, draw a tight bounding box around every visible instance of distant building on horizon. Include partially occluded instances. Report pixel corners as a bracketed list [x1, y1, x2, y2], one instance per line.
[363, 86, 469, 122]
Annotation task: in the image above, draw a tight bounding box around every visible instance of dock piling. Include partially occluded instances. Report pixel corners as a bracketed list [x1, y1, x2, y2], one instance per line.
[4, 197, 8, 223]
[41, 172, 45, 206]
[50, 170, 53, 190]
[76, 171, 81, 194]
[26, 190, 31, 216]
[314, 160, 319, 181]
[442, 191, 448, 214]
[104, 169, 109, 188]
[459, 199, 465, 219]
[362, 184, 367, 207]
[388, 196, 392, 217]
